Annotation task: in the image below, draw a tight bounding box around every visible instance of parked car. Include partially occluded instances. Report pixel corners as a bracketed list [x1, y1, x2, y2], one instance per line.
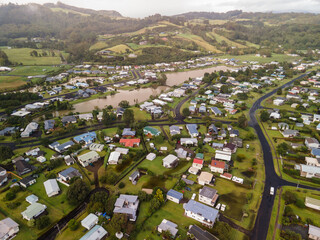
[270, 187, 274, 195]
[191, 193, 196, 200]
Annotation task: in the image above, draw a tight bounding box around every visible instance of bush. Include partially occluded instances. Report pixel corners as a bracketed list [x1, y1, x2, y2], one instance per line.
[36, 216, 50, 230]
[283, 191, 297, 204]
[119, 182, 125, 189]
[68, 219, 79, 231]
[295, 199, 305, 208]
[6, 201, 21, 209]
[4, 191, 16, 201]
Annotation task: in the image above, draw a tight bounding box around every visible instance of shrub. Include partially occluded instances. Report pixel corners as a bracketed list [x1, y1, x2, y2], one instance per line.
[119, 182, 125, 189]
[4, 191, 16, 201]
[283, 191, 297, 205]
[295, 199, 305, 208]
[6, 201, 21, 209]
[68, 219, 79, 231]
[36, 216, 50, 230]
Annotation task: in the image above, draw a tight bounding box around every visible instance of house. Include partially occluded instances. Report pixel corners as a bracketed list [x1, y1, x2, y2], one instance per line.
[215, 150, 232, 162]
[183, 200, 219, 228]
[89, 143, 104, 152]
[74, 132, 96, 145]
[186, 124, 199, 137]
[15, 160, 33, 176]
[49, 141, 75, 153]
[187, 225, 217, 240]
[270, 112, 280, 119]
[129, 170, 140, 184]
[229, 129, 239, 138]
[78, 151, 100, 167]
[210, 160, 227, 174]
[198, 172, 213, 186]
[158, 219, 178, 237]
[281, 130, 299, 138]
[314, 114, 320, 123]
[0, 167, 7, 186]
[81, 213, 98, 230]
[192, 158, 204, 169]
[167, 189, 183, 203]
[211, 107, 222, 116]
[122, 128, 136, 138]
[163, 155, 179, 168]
[78, 113, 93, 121]
[305, 138, 320, 149]
[180, 138, 198, 146]
[143, 126, 161, 137]
[212, 143, 224, 150]
[58, 167, 82, 182]
[305, 197, 320, 211]
[64, 155, 75, 165]
[44, 179, 60, 197]
[223, 143, 237, 153]
[19, 176, 36, 188]
[115, 147, 129, 155]
[312, 148, 320, 158]
[309, 224, 320, 240]
[169, 126, 181, 136]
[0, 218, 19, 240]
[188, 167, 200, 175]
[79, 225, 108, 240]
[146, 153, 156, 161]
[26, 194, 38, 204]
[305, 157, 320, 167]
[119, 138, 140, 147]
[230, 137, 243, 148]
[44, 119, 55, 132]
[273, 98, 285, 106]
[61, 115, 77, 125]
[108, 151, 121, 165]
[21, 203, 47, 221]
[300, 164, 320, 178]
[21, 122, 38, 138]
[113, 194, 139, 221]
[199, 186, 219, 207]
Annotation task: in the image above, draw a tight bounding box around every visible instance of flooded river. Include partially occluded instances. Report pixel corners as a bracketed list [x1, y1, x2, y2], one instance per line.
[69, 65, 233, 113]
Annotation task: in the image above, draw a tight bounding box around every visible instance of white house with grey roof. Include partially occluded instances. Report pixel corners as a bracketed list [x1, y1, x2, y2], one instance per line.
[158, 219, 178, 237]
[163, 154, 179, 168]
[169, 126, 181, 136]
[44, 179, 60, 197]
[21, 203, 47, 221]
[309, 224, 320, 240]
[21, 122, 38, 138]
[58, 167, 82, 183]
[78, 151, 100, 167]
[183, 200, 219, 228]
[108, 151, 121, 165]
[81, 213, 98, 230]
[113, 194, 139, 221]
[199, 186, 219, 207]
[0, 218, 19, 240]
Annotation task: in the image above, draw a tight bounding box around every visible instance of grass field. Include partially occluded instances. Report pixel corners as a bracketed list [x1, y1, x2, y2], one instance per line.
[0, 75, 28, 90]
[107, 44, 132, 53]
[89, 41, 109, 51]
[7, 66, 62, 76]
[174, 33, 222, 53]
[207, 30, 246, 48]
[50, 7, 90, 16]
[2, 48, 66, 65]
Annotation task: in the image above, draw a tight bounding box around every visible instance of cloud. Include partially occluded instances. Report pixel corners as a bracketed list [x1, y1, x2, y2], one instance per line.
[1, 0, 320, 17]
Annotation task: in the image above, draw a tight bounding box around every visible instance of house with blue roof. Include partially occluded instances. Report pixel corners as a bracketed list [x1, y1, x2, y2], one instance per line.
[183, 200, 219, 228]
[311, 148, 320, 158]
[122, 128, 136, 138]
[317, 123, 320, 131]
[186, 124, 199, 137]
[79, 225, 107, 240]
[74, 132, 97, 145]
[211, 107, 222, 116]
[167, 189, 183, 203]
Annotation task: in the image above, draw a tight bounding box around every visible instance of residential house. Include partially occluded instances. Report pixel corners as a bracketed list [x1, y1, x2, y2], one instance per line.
[305, 197, 320, 211]
[0, 218, 19, 240]
[19, 176, 36, 188]
[281, 130, 299, 138]
[78, 151, 100, 167]
[115, 147, 129, 155]
[223, 143, 237, 153]
[230, 137, 243, 148]
[79, 225, 108, 240]
[273, 98, 285, 106]
[192, 158, 204, 169]
[89, 143, 104, 152]
[211, 107, 222, 116]
[122, 128, 136, 138]
[300, 164, 320, 178]
[199, 186, 219, 207]
[21, 203, 47, 221]
[58, 167, 82, 183]
[198, 172, 213, 186]
[187, 225, 217, 240]
[169, 126, 181, 136]
[49, 141, 75, 153]
[0, 167, 7, 186]
[78, 113, 93, 121]
[208, 124, 218, 136]
[188, 166, 200, 175]
[113, 194, 139, 221]
[44, 120, 55, 133]
[312, 148, 320, 158]
[108, 151, 121, 165]
[74, 132, 96, 145]
[158, 219, 178, 238]
[180, 138, 198, 146]
[212, 143, 224, 150]
[146, 153, 156, 161]
[44, 179, 60, 197]
[143, 126, 161, 137]
[183, 200, 219, 228]
[119, 138, 140, 147]
[15, 160, 33, 176]
[210, 160, 227, 174]
[215, 150, 232, 162]
[314, 114, 320, 122]
[166, 189, 183, 203]
[129, 170, 140, 184]
[229, 129, 239, 138]
[186, 124, 199, 137]
[26, 194, 38, 204]
[21, 122, 38, 138]
[163, 155, 179, 168]
[305, 157, 320, 167]
[81, 213, 98, 230]
[309, 225, 320, 240]
[64, 155, 75, 165]
[61, 116, 77, 125]
[305, 138, 320, 149]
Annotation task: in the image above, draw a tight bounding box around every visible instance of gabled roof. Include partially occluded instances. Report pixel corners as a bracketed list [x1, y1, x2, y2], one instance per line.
[119, 138, 140, 147]
[183, 200, 219, 222]
[193, 158, 204, 165]
[199, 186, 217, 199]
[210, 160, 226, 169]
[59, 167, 82, 179]
[167, 189, 183, 200]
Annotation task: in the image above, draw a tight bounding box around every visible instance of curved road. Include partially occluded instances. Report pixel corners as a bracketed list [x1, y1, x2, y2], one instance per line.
[250, 72, 320, 240]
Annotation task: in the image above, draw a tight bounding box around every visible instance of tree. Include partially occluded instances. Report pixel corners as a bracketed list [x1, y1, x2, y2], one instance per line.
[182, 108, 190, 117]
[283, 191, 297, 205]
[67, 179, 90, 205]
[100, 171, 117, 184]
[109, 213, 128, 232]
[119, 100, 130, 108]
[123, 109, 134, 125]
[154, 189, 164, 203]
[0, 146, 13, 162]
[68, 219, 79, 231]
[158, 73, 167, 85]
[237, 93, 248, 100]
[220, 85, 229, 94]
[36, 216, 50, 230]
[237, 114, 248, 128]
[260, 110, 270, 122]
[277, 88, 282, 95]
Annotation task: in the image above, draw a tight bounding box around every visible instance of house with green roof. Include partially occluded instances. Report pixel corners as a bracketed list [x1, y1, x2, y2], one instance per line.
[143, 126, 161, 137]
[21, 203, 47, 221]
[305, 196, 320, 211]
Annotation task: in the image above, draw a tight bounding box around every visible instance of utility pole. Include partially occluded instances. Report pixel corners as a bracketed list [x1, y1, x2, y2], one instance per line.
[296, 181, 300, 190]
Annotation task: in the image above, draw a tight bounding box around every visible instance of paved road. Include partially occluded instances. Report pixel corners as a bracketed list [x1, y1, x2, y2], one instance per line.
[250, 73, 320, 240]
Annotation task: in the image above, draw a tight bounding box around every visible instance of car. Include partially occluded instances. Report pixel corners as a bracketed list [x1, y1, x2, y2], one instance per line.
[221, 204, 226, 211]
[191, 193, 196, 200]
[89, 163, 94, 167]
[11, 179, 17, 183]
[185, 187, 191, 191]
[270, 187, 275, 195]
[215, 203, 221, 210]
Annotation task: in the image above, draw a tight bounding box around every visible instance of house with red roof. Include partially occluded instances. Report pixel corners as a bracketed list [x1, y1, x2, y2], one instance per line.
[210, 160, 227, 174]
[192, 158, 204, 169]
[119, 138, 141, 148]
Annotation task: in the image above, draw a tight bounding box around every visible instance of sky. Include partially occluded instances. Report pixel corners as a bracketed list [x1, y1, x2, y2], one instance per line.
[1, 0, 320, 17]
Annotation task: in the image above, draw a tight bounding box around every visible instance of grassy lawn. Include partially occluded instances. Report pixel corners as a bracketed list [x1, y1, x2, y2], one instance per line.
[0, 75, 28, 90]
[132, 107, 152, 121]
[2, 48, 66, 65]
[89, 41, 108, 51]
[107, 44, 132, 53]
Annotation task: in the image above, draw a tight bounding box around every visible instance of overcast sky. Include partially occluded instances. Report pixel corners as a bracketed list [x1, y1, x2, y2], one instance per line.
[2, 0, 320, 17]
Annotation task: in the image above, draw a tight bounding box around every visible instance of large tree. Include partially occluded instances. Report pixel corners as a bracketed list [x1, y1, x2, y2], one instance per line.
[123, 109, 134, 125]
[67, 179, 90, 205]
[0, 146, 13, 162]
